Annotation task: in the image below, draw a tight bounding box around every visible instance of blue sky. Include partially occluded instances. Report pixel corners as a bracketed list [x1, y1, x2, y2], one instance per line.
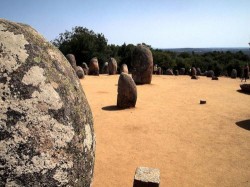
[1, 0, 250, 48]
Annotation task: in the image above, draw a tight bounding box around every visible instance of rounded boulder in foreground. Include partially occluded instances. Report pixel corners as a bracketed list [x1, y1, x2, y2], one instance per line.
[0, 19, 95, 187]
[117, 73, 137, 108]
[131, 44, 153, 84]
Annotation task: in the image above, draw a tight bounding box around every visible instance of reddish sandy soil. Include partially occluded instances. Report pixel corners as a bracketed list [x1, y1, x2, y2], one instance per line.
[80, 75, 250, 187]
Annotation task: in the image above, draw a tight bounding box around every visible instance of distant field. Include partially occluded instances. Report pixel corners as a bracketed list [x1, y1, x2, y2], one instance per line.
[162, 47, 250, 55]
[81, 75, 250, 187]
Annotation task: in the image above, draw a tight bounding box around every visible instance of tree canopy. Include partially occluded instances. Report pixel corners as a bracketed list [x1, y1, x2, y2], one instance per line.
[53, 26, 250, 76]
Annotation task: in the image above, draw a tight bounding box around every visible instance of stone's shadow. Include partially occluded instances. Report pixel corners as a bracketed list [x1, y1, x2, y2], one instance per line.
[236, 89, 250, 95]
[102, 105, 122, 111]
[236, 120, 250, 131]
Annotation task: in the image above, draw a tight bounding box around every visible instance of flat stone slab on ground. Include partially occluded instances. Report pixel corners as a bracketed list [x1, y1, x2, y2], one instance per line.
[133, 167, 160, 187]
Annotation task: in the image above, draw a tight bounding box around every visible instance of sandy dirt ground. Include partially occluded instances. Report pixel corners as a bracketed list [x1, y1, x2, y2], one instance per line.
[80, 75, 250, 187]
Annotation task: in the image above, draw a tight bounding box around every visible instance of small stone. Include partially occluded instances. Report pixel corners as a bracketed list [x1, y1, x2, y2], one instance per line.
[133, 167, 160, 187]
[200, 100, 206, 104]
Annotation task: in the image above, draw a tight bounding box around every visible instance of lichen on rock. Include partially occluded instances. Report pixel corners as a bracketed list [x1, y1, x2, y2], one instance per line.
[0, 18, 95, 187]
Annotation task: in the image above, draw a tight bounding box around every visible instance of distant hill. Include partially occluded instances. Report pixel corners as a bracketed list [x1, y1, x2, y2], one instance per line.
[161, 47, 250, 55]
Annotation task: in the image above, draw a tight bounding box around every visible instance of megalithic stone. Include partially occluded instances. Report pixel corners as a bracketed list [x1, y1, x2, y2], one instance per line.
[133, 167, 160, 187]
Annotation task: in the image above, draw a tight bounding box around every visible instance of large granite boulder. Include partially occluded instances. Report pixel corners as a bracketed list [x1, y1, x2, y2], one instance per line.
[117, 73, 137, 108]
[108, 57, 117, 75]
[120, 64, 129, 74]
[0, 19, 95, 187]
[131, 44, 153, 84]
[89, 57, 99, 75]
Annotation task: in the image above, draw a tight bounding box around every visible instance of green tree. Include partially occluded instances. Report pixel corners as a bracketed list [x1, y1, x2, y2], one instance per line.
[52, 26, 109, 66]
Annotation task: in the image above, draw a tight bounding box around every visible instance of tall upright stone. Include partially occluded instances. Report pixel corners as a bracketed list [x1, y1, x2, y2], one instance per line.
[131, 44, 153, 84]
[117, 73, 137, 108]
[75, 66, 85, 79]
[0, 19, 95, 187]
[120, 64, 129, 74]
[196, 68, 201, 76]
[89, 57, 99, 75]
[231, 69, 237, 79]
[82, 62, 89, 75]
[108, 57, 117, 75]
[66, 54, 77, 69]
[102, 62, 109, 74]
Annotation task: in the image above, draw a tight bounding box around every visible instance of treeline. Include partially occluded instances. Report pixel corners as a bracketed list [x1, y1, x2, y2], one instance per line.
[53, 26, 250, 76]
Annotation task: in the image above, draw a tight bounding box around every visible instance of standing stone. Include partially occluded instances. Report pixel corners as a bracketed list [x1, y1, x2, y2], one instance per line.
[153, 64, 158, 74]
[89, 57, 99, 75]
[231, 69, 237, 79]
[196, 68, 201, 75]
[179, 68, 185, 75]
[133, 167, 160, 187]
[82, 62, 89, 75]
[66, 54, 77, 69]
[131, 44, 153, 84]
[117, 73, 137, 108]
[120, 64, 129, 74]
[75, 66, 85, 79]
[0, 19, 95, 187]
[206, 70, 214, 77]
[166, 68, 174, 75]
[102, 62, 109, 74]
[108, 57, 117, 75]
[157, 67, 162, 75]
[191, 67, 197, 76]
